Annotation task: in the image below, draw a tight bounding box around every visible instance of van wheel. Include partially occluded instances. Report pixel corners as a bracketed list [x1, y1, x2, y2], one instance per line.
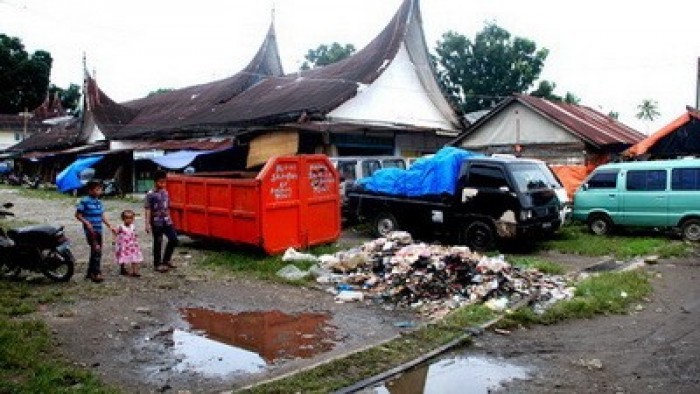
[588, 214, 612, 236]
[680, 219, 700, 242]
[373, 212, 399, 237]
[464, 220, 495, 252]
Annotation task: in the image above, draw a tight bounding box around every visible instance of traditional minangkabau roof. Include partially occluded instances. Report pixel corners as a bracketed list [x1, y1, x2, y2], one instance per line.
[89, 21, 285, 139]
[90, 0, 463, 140]
[451, 94, 645, 149]
[625, 106, 700, 157]
[7, 116, 82, 152]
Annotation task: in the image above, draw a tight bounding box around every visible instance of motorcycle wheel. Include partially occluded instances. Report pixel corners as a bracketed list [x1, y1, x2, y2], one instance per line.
[0, 262, 20, 279]
[41, 249, 75, 282]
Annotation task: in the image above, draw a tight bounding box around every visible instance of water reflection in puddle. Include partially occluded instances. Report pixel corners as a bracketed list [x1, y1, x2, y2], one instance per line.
[368, 355, 531, 394]
[172, 308, 337, 376]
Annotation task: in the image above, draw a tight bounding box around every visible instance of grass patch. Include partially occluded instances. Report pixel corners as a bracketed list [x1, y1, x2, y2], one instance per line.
[540, 224, 691, 259]
[498, 270, 652, 329]
[200, 244, 341, 285]
[244, 304, 496, 393]
[0, 281, 114, 393]
[508, 256, 565, 275]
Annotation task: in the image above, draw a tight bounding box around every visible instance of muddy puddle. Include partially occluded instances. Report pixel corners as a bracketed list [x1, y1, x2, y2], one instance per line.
[165, 308, 338, 376]
[366, 353, 532, 394]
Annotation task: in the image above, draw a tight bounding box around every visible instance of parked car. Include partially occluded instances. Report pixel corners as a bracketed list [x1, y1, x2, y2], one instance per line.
[573, 158, 700, 241]
[330, 156, 409, 203]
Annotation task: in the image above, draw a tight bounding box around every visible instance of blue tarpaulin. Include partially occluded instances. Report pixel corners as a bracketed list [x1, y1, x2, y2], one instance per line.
[149, 150, 215, 169]
[357, 147, 481, 196]
[55, 155, 104, 192]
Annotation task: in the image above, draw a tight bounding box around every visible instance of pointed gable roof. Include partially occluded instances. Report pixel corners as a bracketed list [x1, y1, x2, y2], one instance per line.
[90, 21, 285, 139]
[452, 94, 645, 149]
[187, 0, 463, 132]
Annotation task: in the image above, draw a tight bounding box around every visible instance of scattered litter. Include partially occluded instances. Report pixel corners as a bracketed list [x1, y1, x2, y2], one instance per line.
[393, 321, 417, 328]
[493, 328, 511, 336]
[276, 265, 309, 281]
[335, 290, 364, 303]
[576, 358, 603, 370]
[282, 247, 320, 263]
[644, 255, 659, 265]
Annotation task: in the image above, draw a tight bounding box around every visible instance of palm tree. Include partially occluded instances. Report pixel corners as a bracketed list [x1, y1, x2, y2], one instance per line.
[636, 99, 660, 122]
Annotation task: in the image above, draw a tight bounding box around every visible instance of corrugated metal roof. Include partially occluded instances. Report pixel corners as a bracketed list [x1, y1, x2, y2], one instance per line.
[515, 94, 645, 146]
[8, 117, 83, 152]
[127, 138, 234, 151]
[451, 94, 645, 149]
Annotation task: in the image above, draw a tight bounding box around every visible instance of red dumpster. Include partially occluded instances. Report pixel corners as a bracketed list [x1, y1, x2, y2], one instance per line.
[167, 154, 341, 255]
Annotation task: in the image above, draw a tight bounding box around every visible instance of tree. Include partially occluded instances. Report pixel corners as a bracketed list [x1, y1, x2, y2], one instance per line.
[147, 88, 174, 97]
[530, 80, 561, 101]
[563, 92, 581, 105]
[636, 99, 660, 122]
[608, 111, 619, 120]
[0, 34, 53, 114]
[300, 42, 356, 70]
[49, 83, 81, 113]
[433, 23, 549, 113]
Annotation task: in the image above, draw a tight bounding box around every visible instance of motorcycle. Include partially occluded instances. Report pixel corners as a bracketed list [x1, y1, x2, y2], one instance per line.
[0, 203, 75, 282]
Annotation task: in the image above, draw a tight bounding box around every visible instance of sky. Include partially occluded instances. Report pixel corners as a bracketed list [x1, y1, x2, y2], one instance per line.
[2, 0, 699, 133]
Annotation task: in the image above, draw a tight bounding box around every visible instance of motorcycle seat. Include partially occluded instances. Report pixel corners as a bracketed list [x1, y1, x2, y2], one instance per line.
[7, 225, 60, 241]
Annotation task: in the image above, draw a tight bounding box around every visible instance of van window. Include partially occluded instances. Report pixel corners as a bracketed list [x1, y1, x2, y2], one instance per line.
[337, 161, 357, 181]
[626, 170, 667, 191]
[671, 168, 700, 190]
[587, 171, 618, 189]
[361, 160, 381, 178]
[382, 159, 406, 169]
[466, 165, 509, 189]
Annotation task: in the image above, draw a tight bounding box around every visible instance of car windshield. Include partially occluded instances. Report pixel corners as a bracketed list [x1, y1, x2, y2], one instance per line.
[510, 163, 552, 192]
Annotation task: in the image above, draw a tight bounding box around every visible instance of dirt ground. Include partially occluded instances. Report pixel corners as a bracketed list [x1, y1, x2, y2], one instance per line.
[2, 188, 699, 393]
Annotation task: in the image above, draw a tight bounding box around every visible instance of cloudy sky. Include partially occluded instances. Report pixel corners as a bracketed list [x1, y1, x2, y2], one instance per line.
[3, 0, 699, 132]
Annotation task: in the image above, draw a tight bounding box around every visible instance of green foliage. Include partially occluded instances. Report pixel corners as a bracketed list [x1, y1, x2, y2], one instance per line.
[498, 270, 652, 328]
[49, 83, 81, 113]
[509, 256, 565, 275]
[608, 110, 619, 119]
[0, 33, 53, 113]
[636, 99, 660, 121]
[0, 282, 114, 393]
[300, 42, 356, 70]
[541, 224, 691, 259]
[434, 23, 548, 113]
[147, 88, 174, 97]
[530, 80, 581, 105]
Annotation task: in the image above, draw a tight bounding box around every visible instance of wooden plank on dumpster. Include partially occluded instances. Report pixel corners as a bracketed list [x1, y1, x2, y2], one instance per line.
[247, 131, 299, 168]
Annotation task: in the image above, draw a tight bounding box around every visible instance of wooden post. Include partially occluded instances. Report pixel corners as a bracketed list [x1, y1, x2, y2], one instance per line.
[18, 107, 33, 140]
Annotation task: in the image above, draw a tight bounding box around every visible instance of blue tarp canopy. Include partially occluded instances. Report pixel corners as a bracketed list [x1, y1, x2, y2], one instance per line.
[149, 150, 215, 169]
[357, 147, 481, 196]
[55, 155, 104, 192]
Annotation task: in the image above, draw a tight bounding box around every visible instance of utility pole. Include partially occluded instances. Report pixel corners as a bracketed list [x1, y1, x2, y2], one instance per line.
[18, 107, 33, 140]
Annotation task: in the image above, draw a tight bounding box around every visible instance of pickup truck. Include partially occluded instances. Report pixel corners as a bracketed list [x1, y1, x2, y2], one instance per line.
[345, 156, 561, 251]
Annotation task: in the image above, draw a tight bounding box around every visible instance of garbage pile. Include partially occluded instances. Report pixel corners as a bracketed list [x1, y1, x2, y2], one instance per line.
[280, 231, 575, 319]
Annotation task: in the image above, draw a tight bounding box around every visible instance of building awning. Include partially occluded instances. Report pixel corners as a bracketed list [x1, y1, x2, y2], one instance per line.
[149, 149, 218, 169]
[128, 138, 234, 152]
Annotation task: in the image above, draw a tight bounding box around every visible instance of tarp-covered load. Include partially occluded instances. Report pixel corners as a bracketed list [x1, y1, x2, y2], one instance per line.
[357, 147, 480, 196]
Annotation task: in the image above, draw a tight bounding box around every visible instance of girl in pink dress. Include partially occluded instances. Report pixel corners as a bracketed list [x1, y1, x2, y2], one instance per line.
[115, 209, 143, 277]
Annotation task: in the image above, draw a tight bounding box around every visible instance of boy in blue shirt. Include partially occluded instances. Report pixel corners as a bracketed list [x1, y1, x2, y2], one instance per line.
[75, 180, 116, 283]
